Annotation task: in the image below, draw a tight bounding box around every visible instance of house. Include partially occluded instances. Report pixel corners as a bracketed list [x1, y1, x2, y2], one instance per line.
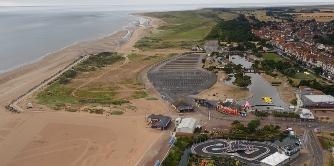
[147, 114, 171, 130]
[177, 105, 195, 113]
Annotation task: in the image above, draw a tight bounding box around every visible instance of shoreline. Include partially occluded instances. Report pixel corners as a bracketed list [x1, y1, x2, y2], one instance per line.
[0, 13, 168, 166]
[0, 15, 150, 112]
[0, 14, 141, 75]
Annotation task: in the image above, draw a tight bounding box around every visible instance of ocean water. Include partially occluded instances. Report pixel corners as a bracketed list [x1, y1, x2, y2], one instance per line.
[1, 2, 334, 73]
[0, 6, 139, 73]
[0, 4, 213, 73]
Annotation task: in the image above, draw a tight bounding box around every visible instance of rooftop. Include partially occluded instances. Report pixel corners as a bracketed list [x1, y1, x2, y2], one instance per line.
[177, 118, 197, 129]
[261, 152, 289, 166]
[304, 95, 334, 103]
[148, 114, 171, 128]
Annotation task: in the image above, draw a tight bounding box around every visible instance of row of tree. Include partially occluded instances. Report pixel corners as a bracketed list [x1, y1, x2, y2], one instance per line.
[226, 120, 287, 141]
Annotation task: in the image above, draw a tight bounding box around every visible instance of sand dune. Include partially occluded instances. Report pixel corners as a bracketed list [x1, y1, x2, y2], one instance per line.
[0, 16, 168, 166]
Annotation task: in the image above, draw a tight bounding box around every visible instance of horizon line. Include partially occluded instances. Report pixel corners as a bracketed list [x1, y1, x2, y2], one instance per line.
[1, 1, 334, 8]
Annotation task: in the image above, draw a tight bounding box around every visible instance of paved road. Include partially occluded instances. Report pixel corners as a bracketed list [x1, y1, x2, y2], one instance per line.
[304, 129, 323, 166]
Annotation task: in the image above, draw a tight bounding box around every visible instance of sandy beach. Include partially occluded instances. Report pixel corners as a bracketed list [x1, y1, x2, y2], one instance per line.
[0, 16, 170, 166]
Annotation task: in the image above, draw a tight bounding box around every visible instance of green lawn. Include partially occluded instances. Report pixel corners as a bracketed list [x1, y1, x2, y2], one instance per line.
[216, 11, 239, 20]
[294, 72, 316, 80]
[36, 52, 130, 109]
[36, 82, 78, 109]
[131, 90, 149, 99]
[318, 134, 334, 150]
[136, 11, 217, 50]
[262, 53, 284, 62]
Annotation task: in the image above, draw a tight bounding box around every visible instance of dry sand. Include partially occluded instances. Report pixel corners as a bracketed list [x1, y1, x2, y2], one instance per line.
[0, 16, 170, 166]
[196, 71, 250, 101]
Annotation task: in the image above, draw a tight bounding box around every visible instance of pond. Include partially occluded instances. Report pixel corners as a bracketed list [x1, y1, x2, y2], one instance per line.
[227, 55, 288, 111]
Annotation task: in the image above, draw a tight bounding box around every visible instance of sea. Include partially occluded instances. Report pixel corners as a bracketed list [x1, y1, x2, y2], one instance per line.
[0, 5, 206, 73]
[1, 3, 332, 73]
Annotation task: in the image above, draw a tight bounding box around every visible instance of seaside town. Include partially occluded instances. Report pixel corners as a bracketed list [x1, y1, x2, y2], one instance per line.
[253, 18, 334, 80]
[1, 4, 334, 166]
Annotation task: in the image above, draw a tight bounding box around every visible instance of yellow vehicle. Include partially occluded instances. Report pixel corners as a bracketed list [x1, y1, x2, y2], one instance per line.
[262, 96, 273, 104]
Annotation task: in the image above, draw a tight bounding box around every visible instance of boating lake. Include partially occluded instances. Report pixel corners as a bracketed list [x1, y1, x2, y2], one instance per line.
[227, 55, 288, 110]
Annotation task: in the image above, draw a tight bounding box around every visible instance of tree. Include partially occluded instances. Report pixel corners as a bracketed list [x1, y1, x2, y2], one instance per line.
[247, 119, 261, 132]
[232, 120, 240, 125]
[313, 67, 324, 76]
[233, 73, 251, 87]
[283, 68, 297, 77]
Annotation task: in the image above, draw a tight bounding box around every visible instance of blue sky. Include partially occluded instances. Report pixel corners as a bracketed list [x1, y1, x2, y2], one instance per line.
[0, 0, 333, 6]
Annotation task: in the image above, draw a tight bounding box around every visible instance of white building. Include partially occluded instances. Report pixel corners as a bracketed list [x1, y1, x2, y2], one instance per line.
[301, 95, 334, 110]
[299, 108, 315, 120]
[261, 152, 290, 166]
[175, 118, 199, 135]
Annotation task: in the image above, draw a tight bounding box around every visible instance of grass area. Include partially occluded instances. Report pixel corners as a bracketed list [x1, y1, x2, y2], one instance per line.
[37, 82, 78, 109]
[131, 90, 149, 99]
[75, 52, 123, 72]
[36, 52, 131, 109]
[136, 10, 217, 50]
[294, 72, 316, 80]
[58, 52, 123, 84]
[146, 97, 158, 100]
[76, 90, 117, 104]
[318, 132, 334, 150]
[240, 10, 283, 22]
[215, 11, 239, 20]
[37, 83, 130, 109]
[111, 110, 124, 115]
[262, 52, 283, 62]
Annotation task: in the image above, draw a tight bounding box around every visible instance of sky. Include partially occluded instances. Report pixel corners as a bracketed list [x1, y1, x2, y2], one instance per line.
[0, 0, 333, 6]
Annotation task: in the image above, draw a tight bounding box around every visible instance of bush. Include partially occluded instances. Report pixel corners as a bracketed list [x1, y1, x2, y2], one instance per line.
[111, 99, 130, 105]
[233, 73, 251, 87]
[290, 99, 297, 105]
[89, 108, 104, 114]
[272, 111, 299, 118]
[162, 136, 193, 166]
[111, 111, 124, 115]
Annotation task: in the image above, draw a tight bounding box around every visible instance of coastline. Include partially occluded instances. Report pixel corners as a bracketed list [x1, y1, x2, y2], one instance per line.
[0, 14, 166, 166]
[0, 15, 149, 112]
[0, 14, 140, 75]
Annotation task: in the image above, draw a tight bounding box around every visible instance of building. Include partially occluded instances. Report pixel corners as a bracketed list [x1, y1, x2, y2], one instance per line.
[176, 117, 199, 135]
[299, 86, 324, 95]
[260, 152, 290, 166]
[301, 95, 334, 110]
[147, 114, 171, 130]
[299, 108, 315, 120]
[177, 105, 195, 113]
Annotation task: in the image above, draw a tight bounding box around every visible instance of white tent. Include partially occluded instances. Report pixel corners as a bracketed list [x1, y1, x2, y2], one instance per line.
[176, 118, 198, 135]
[261, 152, 289, 166]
